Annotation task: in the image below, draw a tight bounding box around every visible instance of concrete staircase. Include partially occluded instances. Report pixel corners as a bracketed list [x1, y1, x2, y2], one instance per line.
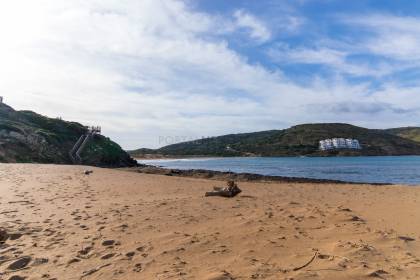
[69, 126, 101, 164]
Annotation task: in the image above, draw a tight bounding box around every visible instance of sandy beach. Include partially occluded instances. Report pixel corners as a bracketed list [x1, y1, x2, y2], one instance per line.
[1, 164, 420, 280]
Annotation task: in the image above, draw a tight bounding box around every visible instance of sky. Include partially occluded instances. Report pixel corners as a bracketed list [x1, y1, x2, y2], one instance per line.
[1, 0, 420, 149]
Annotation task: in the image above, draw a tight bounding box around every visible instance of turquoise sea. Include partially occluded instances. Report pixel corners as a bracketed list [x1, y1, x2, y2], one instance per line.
[138, 156, 420, 185]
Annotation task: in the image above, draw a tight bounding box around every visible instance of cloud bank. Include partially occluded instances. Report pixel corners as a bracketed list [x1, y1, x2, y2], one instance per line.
[0, 1, 419, 148]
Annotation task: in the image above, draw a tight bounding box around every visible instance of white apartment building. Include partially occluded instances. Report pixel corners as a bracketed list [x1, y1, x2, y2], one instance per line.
[319, 139, 333, 150]
[319, 138, 361, 151]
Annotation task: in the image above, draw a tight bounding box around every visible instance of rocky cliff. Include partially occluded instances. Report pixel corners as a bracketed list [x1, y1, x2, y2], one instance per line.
[0, 102, 137, 167]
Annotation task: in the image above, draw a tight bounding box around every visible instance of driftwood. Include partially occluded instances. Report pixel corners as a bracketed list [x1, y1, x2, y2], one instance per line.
[205, 181, 242, 198]
[293, 251, 318, 271]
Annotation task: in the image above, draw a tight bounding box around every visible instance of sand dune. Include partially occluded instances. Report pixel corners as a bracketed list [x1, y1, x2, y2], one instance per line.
[1, 164, 420, 279]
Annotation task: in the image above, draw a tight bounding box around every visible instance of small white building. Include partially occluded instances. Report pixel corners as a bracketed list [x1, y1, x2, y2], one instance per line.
[319, 139, 334, 150]
[331, 138, 347, 149]
[350, 139, 361, 149]
[319, 138, 361, 150]
[319, 140, 326, 150]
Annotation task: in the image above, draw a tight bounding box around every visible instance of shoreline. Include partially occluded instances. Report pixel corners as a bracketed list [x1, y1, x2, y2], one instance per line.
[133, 156, 420, 186]
[122, 164, 393, 185]
[135, 156, 224, 161]
[134, 154, 420, 160]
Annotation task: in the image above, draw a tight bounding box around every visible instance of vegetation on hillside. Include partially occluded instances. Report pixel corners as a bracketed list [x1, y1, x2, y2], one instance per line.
[385, 127, 420, 143]
[130, 123, 420, 158]
[0, 102, 136, 167]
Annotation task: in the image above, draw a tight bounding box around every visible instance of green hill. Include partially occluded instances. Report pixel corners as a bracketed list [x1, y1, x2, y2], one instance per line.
[385, 127, 420, 143]
[130, 123, 420, 157]
[0, 102, 136, 167]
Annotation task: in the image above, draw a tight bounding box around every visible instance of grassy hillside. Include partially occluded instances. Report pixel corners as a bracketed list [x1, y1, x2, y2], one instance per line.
[0, 102, 137, 167]
[130, 123, 420, 157]
[386, 127, 420, 143]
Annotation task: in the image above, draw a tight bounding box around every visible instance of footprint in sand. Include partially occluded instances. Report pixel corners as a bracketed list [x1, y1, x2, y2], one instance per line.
[398, 236, 415, 242]
[7, 256, 32, 271]
[368, 269, 389, 278]
[0, 228, 9, 243]
[204, 271, 234, 280]
[133, 263, 142, 272]
[32, 258, 49, 266]
[78, 246, 93, 256]
[102, 240, 116, 246]
[101, 253, 116, 260]
[67, 258, 81, 265]
[8, 276, 25, 280]
[350, 215, 365, 222]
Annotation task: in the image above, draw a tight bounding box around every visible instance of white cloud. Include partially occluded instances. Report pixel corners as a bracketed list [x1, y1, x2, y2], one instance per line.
[268, 44, 345, 65]
[267, 44, 394, 77]
[0, 1, 419, 149]
[340, 14, 420, 61]
[233, 9, 272, 43]
[268, 13, 420, 77]
[0, 0, 280, 148]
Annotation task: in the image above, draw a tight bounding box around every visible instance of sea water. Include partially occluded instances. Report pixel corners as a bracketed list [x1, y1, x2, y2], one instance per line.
[138, 156, 420, 185]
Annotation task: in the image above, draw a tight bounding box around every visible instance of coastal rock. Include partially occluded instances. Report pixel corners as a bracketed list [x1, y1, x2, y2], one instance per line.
[127, 165, 391, 185]
[0, 102, 137, 167]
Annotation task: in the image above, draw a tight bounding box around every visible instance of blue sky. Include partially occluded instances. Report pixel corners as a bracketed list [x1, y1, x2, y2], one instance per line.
[194, 0, 420, 85]
[1, 0, 420, 148]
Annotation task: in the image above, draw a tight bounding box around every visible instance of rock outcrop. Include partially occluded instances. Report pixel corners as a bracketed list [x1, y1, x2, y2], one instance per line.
[0, 102, 136, 167]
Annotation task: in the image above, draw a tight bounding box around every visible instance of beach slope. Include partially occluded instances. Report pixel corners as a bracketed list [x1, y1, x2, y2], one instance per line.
[1, 164, 420, 279]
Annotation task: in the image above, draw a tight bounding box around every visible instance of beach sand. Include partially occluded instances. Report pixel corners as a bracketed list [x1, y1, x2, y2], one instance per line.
[1, 164, 420, 279]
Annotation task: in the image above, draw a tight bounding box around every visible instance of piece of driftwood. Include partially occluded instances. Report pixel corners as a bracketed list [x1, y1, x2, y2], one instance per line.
[293, 251, 318, 271]
[205, 181, 242, 198]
